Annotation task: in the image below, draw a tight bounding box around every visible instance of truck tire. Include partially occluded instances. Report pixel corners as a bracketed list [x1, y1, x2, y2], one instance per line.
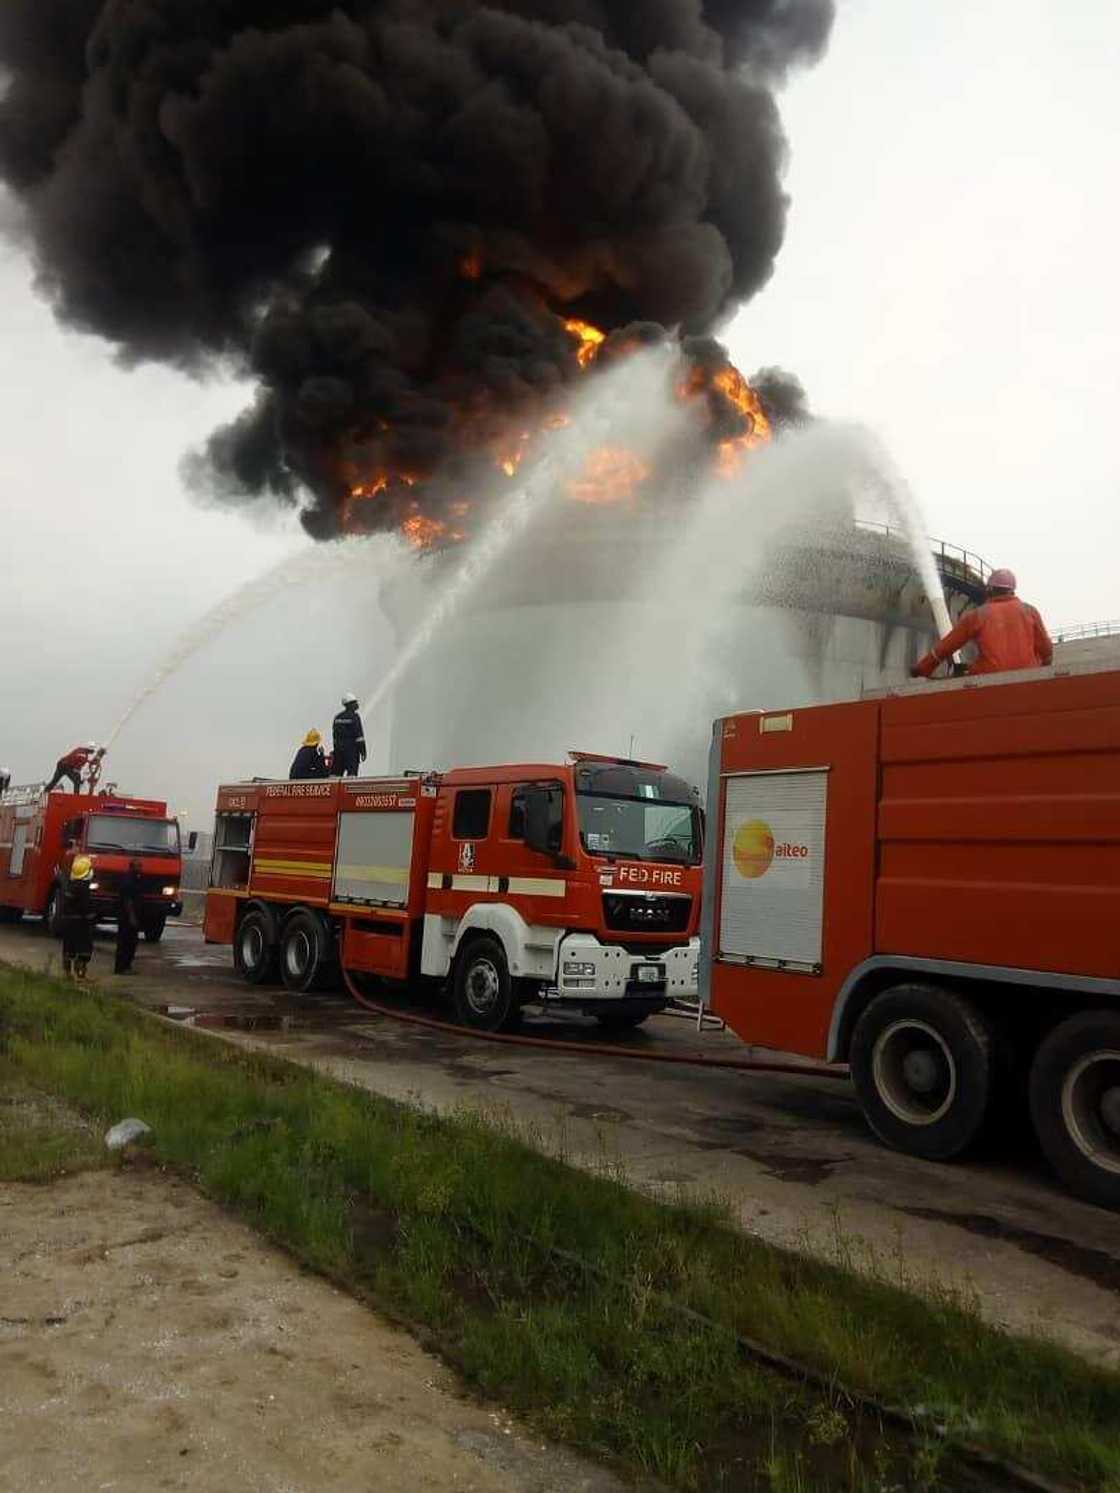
[0, 904, 22, 924]
[452, 935, 518, 1032]
[850, 984, 993, 1161]
[143, 917, 166, 943]
[44, 884, 62, 939]
[1029, 1011, 1120, 1209]
[279, 910, 335, 995]
[233, 906, 279, 986]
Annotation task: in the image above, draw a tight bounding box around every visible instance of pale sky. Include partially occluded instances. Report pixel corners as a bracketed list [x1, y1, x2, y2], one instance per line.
[728, 0, 1119, 628]
[1, 0, 1117, 812]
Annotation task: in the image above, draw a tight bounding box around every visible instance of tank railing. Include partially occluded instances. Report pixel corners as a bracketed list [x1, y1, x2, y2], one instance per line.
[0, 783, 46, 807]
[1053, 619, 1120, 643]
[853, 520, 992, 583]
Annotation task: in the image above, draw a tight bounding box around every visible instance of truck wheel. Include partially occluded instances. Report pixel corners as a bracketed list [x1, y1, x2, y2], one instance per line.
[1030, 1012, 1120, 1209]
[0, 904, 22, 924]
[453, 936, 517, 1032]
[143, 917, 166, 943]
[233, 906, 279, 986]
[595, 1010, 652, 1032]
[850, 984, 992, 1161]
[44, 885, 62, 939]
[279, 910, 335, 995]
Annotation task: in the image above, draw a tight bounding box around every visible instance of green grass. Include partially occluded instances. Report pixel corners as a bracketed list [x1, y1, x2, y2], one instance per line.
[1, 962, 1118, 1491]
[0, 1056, 107, 1182]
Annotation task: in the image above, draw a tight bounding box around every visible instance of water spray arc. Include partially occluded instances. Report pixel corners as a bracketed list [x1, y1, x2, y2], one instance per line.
[104, 538, 384, 751]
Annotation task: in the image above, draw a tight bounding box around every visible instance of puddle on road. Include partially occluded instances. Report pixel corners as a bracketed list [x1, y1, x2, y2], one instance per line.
[899, 1206, 1120, 1296]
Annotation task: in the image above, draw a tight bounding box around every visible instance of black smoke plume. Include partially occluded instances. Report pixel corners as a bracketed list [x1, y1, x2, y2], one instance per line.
[0, 1, 833, 538]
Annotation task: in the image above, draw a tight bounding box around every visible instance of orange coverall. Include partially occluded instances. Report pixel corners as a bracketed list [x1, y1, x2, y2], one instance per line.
[914, 594, 1054, 678]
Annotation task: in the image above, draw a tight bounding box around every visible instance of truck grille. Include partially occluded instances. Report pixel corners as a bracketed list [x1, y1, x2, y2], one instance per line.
[602, 892, 691, 935]
[93, 871, 171, 899]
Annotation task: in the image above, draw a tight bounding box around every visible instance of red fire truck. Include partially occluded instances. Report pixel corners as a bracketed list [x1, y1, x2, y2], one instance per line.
[203, 753, 703, 1030]
[0, 784, 189, 938]
[701, 662, 1120, 1206]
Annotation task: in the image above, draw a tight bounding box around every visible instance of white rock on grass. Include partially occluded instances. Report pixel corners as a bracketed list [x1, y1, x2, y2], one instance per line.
[105, 1118, 153, 1151]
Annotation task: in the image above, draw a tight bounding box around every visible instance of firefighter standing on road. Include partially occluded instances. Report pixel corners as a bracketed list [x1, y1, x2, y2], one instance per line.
[289, 729, 330, 781]
[332, 694, 367, 778]
[911, 569, 1054, 679]
[59, 855, 96, 981]
[45, 743, 98, 795]
[114, 860, 144, 975]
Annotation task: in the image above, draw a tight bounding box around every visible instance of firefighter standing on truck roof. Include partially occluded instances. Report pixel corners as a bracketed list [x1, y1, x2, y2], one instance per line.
[332, 693, 366, 778]
[911, 569, 1054, 679]
[59, 855, 96, 981]
[289, 729, 330, 781]
[44, 743, 98, 795]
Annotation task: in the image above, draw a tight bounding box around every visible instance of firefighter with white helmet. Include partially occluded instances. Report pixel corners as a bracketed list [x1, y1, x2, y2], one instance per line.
[331, 693, 367, 777]
[45, 742, 99, 795]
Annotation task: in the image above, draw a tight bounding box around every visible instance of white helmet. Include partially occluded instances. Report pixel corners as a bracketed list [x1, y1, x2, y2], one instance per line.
[342, 692, 359, 706]
[86, 741, 97, 751]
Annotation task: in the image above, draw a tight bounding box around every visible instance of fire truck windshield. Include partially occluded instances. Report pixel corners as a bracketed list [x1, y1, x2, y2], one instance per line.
[574, 764, 701, 865]
[85, 816, 180, 856]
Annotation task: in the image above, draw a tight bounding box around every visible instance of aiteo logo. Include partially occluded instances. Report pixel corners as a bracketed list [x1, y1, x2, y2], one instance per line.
[732, 818, 810, 880]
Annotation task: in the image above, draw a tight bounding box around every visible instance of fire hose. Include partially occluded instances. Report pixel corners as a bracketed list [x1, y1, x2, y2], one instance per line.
[340, 965, 847, 1080]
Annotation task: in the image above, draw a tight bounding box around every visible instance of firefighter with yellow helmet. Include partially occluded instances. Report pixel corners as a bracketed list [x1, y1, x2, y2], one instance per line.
[59, 855, 97, 981]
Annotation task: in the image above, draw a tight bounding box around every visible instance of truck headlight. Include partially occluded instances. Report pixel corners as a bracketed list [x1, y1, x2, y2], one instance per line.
[563, 961, 596, 977]
[89, 882, 100, 891]
[162, 886, 178, 897]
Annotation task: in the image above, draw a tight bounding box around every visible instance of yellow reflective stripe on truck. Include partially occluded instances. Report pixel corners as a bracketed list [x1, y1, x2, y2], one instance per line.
[336, 864, 409, 885]
[254, 858, 332, 879]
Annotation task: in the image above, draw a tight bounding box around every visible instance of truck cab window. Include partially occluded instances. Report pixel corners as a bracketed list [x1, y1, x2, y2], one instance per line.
[453, 789, 492, 840]
[508, 791, 526, 840]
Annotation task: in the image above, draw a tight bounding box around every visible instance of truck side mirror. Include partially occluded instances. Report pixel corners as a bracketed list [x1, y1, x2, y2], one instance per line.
[187, 831, 198, 853]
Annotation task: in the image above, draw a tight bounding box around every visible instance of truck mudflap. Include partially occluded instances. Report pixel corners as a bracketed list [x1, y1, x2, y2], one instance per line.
[554, 932, 700, 1003]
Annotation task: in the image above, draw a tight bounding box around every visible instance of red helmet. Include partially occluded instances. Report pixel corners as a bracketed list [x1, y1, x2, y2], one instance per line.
[988, 567, 1017, 592]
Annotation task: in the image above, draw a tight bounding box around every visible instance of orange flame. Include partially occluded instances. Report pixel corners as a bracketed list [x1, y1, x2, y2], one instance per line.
[343, 309, 770, 547]
[565, 318, 606, 370]
[460, 251, 483, 281]
[712, 365, 772, 474]
[568, 446, 651, 505]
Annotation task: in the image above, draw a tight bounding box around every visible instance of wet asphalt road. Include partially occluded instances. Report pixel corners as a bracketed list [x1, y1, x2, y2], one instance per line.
[3, 917, 1120, 1366]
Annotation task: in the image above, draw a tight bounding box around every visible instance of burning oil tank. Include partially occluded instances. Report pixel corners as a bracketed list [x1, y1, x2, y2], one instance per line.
[374, 500, 988, 788]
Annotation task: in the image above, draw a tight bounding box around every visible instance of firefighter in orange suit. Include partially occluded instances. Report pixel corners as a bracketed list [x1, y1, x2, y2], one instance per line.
[911, 569, 1053, 679]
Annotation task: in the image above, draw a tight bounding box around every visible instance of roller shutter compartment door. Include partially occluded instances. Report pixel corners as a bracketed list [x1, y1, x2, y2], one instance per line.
[719, 769, 828, 971]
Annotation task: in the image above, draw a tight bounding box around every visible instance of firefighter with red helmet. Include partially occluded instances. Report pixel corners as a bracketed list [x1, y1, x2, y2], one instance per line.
[911, 569, 1053, 679]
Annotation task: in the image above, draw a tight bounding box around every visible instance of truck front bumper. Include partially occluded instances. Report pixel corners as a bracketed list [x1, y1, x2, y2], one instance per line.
[553, 933, 699, 1008]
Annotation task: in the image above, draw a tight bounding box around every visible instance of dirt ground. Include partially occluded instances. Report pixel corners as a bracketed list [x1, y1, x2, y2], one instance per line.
[0, 1166, 629, 1493]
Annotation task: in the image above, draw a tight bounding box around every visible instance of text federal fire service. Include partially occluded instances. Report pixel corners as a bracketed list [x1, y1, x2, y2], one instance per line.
[204, 753, 702, 1031]
[0, 785, 188, 938]
[701, 660, 1120, 1208]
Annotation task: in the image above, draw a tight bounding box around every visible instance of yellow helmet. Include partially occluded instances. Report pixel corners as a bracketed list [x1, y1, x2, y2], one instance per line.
[304, 729, 322, 747]
[71, 855, 94, 882]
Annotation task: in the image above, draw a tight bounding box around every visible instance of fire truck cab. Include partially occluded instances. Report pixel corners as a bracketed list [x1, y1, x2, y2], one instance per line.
[204, 753, 703, 1031]
[0, 784, 186, 938]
